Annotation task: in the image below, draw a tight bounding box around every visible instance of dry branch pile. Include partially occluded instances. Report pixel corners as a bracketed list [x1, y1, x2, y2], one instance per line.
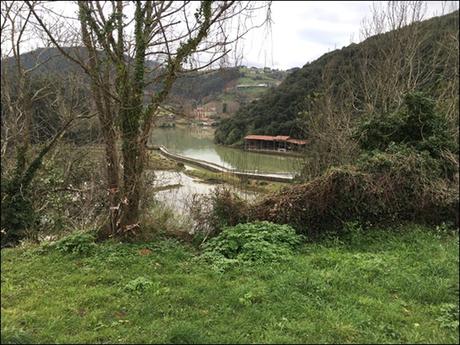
[247, 159, 458, 237]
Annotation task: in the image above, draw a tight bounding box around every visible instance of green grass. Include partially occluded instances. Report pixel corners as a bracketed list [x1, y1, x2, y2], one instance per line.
[237, 75, 277, 85]
[146, 151, 184, 171]
[1, 225, 458, 344]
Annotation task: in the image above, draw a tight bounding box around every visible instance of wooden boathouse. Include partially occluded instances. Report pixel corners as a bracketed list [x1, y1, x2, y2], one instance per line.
[244, 135, 307, 152]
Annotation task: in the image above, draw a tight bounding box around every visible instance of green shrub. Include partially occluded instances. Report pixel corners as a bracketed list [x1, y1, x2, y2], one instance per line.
[1, 146, 37, 247]
[436, 303, 459, 330]
[354, 92, 457, 157]
[0, 184, 36, 247]
[243, 94, 459, 237]
[357, 144, 442, 176]
[190, 187, 249, 242]
[211, 187, 249, 229]
[1, 143, 107, 247]
[54, 231, 96, 255]
[201, 221, 302, 270]
[136, 202, 177, 241]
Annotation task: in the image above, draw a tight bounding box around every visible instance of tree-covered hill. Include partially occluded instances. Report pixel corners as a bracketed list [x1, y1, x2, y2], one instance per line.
[1, 48, 286, 111]
[215, 10, 459, 146]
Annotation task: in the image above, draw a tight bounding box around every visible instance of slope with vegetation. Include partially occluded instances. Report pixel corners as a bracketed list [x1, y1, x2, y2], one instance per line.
[2, 48, 287, 120]
[215, 11, 459, 146]
[214, 93, 459, 237]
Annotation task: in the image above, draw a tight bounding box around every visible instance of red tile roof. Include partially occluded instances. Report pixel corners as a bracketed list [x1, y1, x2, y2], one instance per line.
[274, 135, 290, 141]
[287, 138, 307, 145]
[244, 134, 307, 145]
[244, 135, 278, 141]
[244, 135, 292, 142]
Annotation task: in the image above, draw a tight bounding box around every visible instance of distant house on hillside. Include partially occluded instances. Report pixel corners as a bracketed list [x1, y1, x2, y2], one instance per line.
[236, 83, 269, 88]
[244, 135, 307, 152]
[193, 106, 216, 120]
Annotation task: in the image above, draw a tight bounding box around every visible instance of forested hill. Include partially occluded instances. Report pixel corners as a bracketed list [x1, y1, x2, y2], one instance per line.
[214, 11, 459, 146]
[1, 47, 237, 102]
[1, 48, 285, 110]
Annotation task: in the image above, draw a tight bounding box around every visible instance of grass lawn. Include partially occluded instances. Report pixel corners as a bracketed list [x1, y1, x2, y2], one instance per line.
[1, 226, 458, 344]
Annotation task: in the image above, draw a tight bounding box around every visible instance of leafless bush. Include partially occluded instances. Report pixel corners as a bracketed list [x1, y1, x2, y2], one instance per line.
[189, 187, 249, 242]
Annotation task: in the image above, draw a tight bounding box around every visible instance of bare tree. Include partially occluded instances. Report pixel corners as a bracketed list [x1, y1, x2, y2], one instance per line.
[298, 1, 458, 179]
[26, 1, 271, 238]
[299, 53, 360, 179]
[1, 1, 36, 163]
[358, 1, 459, 117]
[1, 1, 98, 246]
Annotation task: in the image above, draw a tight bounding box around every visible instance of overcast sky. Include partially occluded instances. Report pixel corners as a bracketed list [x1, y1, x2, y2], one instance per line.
[240, 1, 457, 69]
[8, 1, 458, 70]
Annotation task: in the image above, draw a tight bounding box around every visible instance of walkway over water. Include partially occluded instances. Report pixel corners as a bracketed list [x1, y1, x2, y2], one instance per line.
[150, 145, 296, 183]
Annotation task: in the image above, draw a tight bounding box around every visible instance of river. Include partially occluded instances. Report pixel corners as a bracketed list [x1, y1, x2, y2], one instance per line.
[149, 126, 303, 174]
[148, 126, 302, 215]
[151, 170, 256, 215]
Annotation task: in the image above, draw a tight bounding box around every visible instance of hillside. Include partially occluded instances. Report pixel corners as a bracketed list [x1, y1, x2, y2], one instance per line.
[214, 11, 459, 146]
[1, 48, 287, 117]
[163, 65, 287, 119]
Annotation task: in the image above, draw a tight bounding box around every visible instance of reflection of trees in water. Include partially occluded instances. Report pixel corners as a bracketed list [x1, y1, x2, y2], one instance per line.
[151, 127, 303, 173]
[151, 127, 213, 151]
[214, 144, 302, 174]
[188, 126, 215, 139]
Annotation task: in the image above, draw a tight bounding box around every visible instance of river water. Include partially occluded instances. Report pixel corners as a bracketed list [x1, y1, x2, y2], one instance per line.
[148, 126, 302, 215]
[149, 126, 303, 174]
[151, 170, 255, 215]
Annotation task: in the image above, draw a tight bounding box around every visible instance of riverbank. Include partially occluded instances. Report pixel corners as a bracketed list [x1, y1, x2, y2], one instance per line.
[183, 166, 289, 194]
[149, 126, 302, 175]
[146, 150, 184, 171]
[147, 150, 288, 194]
[2, 225, 458, 344]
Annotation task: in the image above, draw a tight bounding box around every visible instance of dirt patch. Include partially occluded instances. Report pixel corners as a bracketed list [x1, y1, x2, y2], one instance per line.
[138, 248, 153, 256]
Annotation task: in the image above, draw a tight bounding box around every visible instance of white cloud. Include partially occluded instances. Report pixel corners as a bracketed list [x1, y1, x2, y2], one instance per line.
[5, 1, 457, 70]
[240, 1, 372, 69]
[240, 0, 458, 69]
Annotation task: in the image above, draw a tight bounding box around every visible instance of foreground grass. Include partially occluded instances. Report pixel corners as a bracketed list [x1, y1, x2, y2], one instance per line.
[1, 226, 458, 344]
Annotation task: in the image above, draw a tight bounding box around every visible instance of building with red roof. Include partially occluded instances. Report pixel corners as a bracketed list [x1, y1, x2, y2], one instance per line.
[244, 134, 307, 152]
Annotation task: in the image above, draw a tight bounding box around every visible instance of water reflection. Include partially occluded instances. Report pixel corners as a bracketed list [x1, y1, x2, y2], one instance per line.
[150, 126, 303, 174]
[152, 170, 255, 214]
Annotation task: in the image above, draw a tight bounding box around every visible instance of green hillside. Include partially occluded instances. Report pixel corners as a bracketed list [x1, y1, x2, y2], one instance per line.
[166, 66, 287, 116]
[215, 11, 459, 146]
[2, 49, 287, 114]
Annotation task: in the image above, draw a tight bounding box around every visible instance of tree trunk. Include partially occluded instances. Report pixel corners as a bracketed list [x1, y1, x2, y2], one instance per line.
[100, 115, 121, 234]
[117, 1, 147, 235]
[118, 107, 142, 235]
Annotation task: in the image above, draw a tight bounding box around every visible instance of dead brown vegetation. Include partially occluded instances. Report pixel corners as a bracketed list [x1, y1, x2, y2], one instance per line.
[248, 161, 458, 237]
